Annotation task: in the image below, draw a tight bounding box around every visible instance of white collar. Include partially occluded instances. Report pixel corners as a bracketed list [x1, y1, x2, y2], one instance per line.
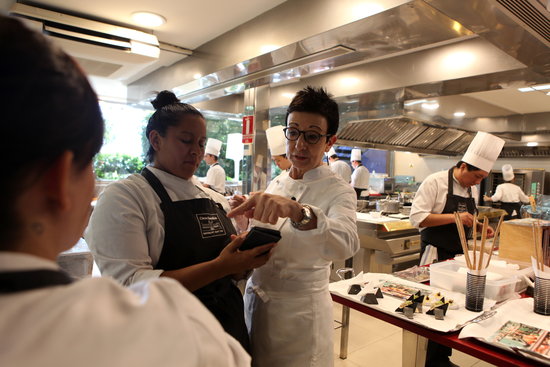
[0, 252, 59, 272]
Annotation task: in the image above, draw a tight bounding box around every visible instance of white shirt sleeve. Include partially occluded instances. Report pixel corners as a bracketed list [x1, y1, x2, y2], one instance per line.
[518, 188, 530, 203]
[490, 184, 504, 202]
[86, 180, 164, 285]
[409, 175, 439, 229]
[310, 188, 360, 260]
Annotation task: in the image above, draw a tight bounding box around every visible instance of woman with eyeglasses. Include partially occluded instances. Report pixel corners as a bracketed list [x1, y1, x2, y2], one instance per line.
[0, 17, 250, 366]
[228, 87, 360, 367]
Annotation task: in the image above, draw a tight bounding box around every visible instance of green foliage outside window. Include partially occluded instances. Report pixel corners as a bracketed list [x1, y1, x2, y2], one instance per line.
[94, 153, 146, 180]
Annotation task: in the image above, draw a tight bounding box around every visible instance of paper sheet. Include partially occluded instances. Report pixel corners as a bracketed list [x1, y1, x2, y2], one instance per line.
[330, 272, 496, 333]
[459, 298, 550, 365]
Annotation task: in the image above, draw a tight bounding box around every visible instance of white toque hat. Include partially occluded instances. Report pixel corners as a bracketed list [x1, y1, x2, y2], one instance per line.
[205, 138, 222, 156]
[351, 148, 362, 162]
[326, 147, 336, 157]
[502, 164, 514, 181]
[461, 132, 505, 172]
[266, 125, 286, 156]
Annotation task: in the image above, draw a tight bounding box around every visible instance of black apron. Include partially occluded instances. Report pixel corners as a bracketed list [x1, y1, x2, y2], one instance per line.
[141, 168, 249, 350]
[420, 168, 477, 261]
[0, 269, 72, 293]
[499, 202, 522, 220]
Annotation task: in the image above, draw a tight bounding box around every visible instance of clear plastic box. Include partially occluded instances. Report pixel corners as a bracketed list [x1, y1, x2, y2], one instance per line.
[429, 261, 519, 302]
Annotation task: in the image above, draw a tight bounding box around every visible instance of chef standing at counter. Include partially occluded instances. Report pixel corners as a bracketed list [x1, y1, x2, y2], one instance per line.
[351, 148, 370, 198]
[203, 138, 226, 194]
[483, 164, 529, 220]
[327, 147, 352, 183]
[409, 131, 504, 367]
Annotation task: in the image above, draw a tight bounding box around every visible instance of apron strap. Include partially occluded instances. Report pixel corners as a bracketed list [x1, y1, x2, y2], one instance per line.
[0, 269, 72, 293]
[141, 167, 172, 204]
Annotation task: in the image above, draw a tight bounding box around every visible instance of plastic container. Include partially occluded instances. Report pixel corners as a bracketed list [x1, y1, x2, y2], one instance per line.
[430, 261, 518, 302]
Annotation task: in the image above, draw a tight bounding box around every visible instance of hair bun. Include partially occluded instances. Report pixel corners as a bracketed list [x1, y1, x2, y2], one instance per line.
[151, 90, 179, 110]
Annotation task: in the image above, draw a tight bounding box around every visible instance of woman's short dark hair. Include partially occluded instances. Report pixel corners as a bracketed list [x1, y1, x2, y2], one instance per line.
[145, 90, 204, 162]
[0, 16, 104, 245]
[285, 86, 339, 137]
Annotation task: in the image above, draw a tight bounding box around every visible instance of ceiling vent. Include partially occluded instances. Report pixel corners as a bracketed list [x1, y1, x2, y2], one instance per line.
[495, 0, 550, 46]
[9, 3, 190, 83]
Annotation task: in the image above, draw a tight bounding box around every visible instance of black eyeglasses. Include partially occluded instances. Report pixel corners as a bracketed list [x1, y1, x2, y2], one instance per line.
[283, 127, 331, 144]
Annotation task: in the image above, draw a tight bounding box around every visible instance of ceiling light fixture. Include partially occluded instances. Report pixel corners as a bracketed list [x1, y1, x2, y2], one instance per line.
[193, 73, 202, 80]
[454, 111, 466, 117]
[260, 45, 280, 54]
[132, 11, 166, 27]
[518, 87, 535, 92]
[533, 84, 550, 91]
[421, 102, 439, 110]
[527, 142, 539, 147]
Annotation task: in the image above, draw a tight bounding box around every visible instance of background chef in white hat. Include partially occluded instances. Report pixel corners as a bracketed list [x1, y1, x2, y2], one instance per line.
[350, 148, 370, 198]
[266, 125, 292, 171]
[409, 131, 505, 367]
[203, 138, 226, 194]
[327, 146, 352, 183]
[483, 164, 530, 219]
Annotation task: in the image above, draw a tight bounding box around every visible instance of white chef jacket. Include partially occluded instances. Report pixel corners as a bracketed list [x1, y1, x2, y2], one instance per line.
[244, 165, 359, 367]
[351, 165, 370, 189]
[85, 166, 231, 285]
[0, 252, 250, 367]
[205, 163, 226, 194]
[490, 182, 530, 203]
[409, 169, 479, 232]
[330, 159, 352, 183]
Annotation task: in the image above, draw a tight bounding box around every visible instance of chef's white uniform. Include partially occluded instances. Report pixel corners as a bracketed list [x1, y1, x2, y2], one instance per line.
[205, 163, 226, 194]
[85, 166, 230, 285]
[351, 165, 370, 189]
[0, 252, 250, 367]
[244, 165, 359, 367]
[490, 183, 529, 203]
[330, 159, 352, 183]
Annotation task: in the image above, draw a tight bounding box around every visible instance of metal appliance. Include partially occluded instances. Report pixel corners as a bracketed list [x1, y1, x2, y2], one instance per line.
[356, 217, 420, 274]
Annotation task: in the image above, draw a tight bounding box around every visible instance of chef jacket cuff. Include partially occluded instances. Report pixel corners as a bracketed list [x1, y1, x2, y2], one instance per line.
[131, 268, 164, 284]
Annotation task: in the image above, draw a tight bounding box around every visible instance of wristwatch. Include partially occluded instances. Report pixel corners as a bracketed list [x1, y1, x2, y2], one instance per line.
[291, 204, 312, 229]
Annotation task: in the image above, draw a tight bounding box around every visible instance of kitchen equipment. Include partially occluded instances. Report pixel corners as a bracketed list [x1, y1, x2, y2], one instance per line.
[430, 261, 518, 302]
[376, 199, 400, 214]
[356, 200, 368, 212]
[356, 216, 420, 273]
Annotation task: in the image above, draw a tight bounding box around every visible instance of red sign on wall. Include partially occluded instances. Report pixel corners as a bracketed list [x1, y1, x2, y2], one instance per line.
[242, 115, 254, 143]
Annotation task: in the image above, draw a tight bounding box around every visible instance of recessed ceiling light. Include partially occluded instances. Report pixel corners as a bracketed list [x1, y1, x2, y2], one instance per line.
[260, 45, 279, 54]
[518, 87, 535, 92]
[193, 73, 202, 80]
[527, 142, 538, 147]
[533, 84, 550, 91]
[454, 111, 466, 117]
[132, 12, 166, 27]
[421, 102, 439, 110]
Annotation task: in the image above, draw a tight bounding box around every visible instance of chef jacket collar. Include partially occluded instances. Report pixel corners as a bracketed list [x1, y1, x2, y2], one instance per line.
[0, 252, 59, 272]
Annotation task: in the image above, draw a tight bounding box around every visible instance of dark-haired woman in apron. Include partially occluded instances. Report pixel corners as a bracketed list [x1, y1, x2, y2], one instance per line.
[86, 91, 275, 350]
